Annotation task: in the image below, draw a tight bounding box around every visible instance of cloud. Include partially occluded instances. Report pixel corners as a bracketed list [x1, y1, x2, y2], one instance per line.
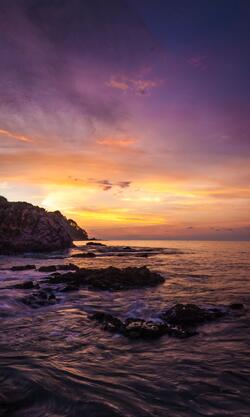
[107, 75, 162, 95]
[96, 179, 131, 191]
[0, 128, 32, 143]
[97, 180, 113, 191]
[97, 137, 136, 147]
[117, 181, 131, 189]
[188, 56, 208, 70]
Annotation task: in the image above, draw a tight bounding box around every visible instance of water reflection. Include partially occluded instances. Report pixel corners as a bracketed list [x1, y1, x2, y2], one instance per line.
[0, 241, 250, 416]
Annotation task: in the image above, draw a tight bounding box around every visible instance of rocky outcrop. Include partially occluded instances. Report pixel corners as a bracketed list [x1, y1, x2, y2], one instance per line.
[0, 196, 88, 254]
[91, 303, 230, 339]
[45, 266, 165, 291]
[53, 213, 88, 241]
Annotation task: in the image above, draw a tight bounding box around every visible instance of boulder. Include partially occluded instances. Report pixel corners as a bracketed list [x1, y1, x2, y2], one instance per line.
[160, 303, 225, 327]
[0, 196, 88, 254]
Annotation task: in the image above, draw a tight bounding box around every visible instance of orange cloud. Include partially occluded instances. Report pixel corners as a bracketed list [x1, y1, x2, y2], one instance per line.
[0, 128, 32, 143]
[97, 137, 136, 147]
[107, 75, 162, 95]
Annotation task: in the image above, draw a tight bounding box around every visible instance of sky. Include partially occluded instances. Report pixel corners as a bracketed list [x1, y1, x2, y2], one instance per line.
[0, 0, 250, 240]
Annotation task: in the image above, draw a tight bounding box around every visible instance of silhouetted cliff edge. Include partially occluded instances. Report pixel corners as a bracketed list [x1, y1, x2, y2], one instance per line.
[0, 196, 88, 253]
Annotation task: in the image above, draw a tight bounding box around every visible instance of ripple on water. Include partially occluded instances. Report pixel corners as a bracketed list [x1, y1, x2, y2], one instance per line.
[0, 240, 250, 417]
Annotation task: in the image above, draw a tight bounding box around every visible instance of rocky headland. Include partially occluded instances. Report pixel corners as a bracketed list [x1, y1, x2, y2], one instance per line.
[0, 196, 88, 254]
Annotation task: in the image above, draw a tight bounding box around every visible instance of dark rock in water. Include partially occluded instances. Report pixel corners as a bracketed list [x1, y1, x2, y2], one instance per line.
[11, 265, 36, 271]
[38, 263, 79, 272]
[161, 303, 225, 327]
[38, 265, 57, 272]
[91, 303, 231, 340]
[60, 284, 80, 292]
[22, 289, 57, 308]
[123, 318, 167, 339]
[12, 281, 40, 290]
[46, 266, 164, 291]
[86, 242, 106, 246]
[57, 263, 79, 271]
[0, 196, 88, 254]
[229, 303, 244, 310]
[91, 311, 197, 339]
[91, 312, 125, 333]
[71, 252, 96, 258]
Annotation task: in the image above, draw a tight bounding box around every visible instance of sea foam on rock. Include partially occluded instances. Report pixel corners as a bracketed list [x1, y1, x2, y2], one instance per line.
[90, 303, 231, 339]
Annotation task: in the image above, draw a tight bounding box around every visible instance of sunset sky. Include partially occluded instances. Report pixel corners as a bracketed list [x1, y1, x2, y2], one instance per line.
[0, 0, 250, 240]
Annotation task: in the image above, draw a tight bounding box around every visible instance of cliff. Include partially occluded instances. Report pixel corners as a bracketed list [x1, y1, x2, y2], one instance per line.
[0, 196, 88, 253]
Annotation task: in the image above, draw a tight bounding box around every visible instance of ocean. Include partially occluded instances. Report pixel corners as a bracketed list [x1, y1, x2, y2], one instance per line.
[0, 240, 250, 417]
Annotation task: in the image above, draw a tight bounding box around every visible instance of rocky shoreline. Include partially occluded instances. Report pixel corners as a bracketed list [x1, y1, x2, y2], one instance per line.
[0, 196, 88, 254]
[0, 258, 245, 341]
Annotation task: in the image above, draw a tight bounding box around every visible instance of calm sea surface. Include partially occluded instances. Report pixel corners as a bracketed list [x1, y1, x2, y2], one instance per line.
[0, 240, 250, 417]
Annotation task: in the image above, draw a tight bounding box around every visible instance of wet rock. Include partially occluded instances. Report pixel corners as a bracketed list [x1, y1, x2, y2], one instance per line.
[12, 281, 40, 290]
[71, 252, 96, 258]
[11, 265, 36, 271]
[91, 312, 125, 333]
[123, 318, 167, 339]
[91, 303, 231, 340]
[161, 303, 225, 327]
[46, 266, 164, 291]
[38, 263, 79, 272]
[57, 263, 79, 271]
[22, 289, 57, 308]
[229, 303, 244, 310]
[38, 265, 57, 272]
[91, 312, 197, 339]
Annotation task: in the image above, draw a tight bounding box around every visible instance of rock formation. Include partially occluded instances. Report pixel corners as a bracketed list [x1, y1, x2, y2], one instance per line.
[0, 196, 88, 253]
[45, 266, 165, 291]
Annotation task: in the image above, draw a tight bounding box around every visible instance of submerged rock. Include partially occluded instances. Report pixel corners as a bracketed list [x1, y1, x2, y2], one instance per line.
[46, 266, 164, 291]
[60, 284, 80, 292]
[12, 281, 40, 290]
[22, 289, 57, 308]
[0, 196, 88, 254]
[11, 265, 36, 271]
[71, 252, 96, 258]
[229, 303, 244, 310]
